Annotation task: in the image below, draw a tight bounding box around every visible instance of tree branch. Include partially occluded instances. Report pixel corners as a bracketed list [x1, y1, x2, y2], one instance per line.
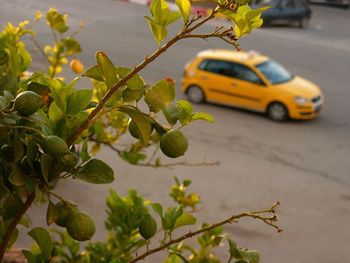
[66, 8, 219, 146]
[128, 202, 281, 263]
[135, 160, 220, 169]
[0, 192, 36, 261]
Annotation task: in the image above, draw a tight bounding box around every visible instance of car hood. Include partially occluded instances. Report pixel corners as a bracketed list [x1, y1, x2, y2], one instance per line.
[273, 76, 321, 98]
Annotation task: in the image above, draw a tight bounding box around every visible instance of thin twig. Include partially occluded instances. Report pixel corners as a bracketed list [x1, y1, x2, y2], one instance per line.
[128, 202, 281, 263]
[146, 144, 160, 165]
[136, 160, 220, 169]
[0, 192, 35, 261]
[30, 35, 50, 64]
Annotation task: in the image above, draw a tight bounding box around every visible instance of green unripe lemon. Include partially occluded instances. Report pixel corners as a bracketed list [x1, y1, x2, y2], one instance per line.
[66, 212, 96, 241]
[128, 119, 140, 139]
[128, 119, 153, 140]
[139, 214, 157, 240]
[55, 202, 77, 227]
[160, 130, 189, 158]
[42, 135, 70, 157]
[14, 91, 43, 116]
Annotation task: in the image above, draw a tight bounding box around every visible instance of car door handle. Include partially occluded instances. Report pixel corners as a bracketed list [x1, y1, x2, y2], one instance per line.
[231, 82, 237, 87]
[200, 76, 208, 80]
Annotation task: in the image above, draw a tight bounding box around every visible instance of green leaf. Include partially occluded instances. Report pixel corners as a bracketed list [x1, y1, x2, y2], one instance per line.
[168, 250, 190, 263]
[66, 89, 92, 114]
[5, 47, 22, 76]
[174, 213, 196, 229]
[119, 105, 153, 145]
[34, 184, 47, 203]
[46, 201, 59, 225]
[240, 249, 260, 263]
[120, 151, 147, 165]
[19, 216, 30, 228]
[145, 17, 168, 45]
[46, 8, 68, 33]
[62, 37, 82, 54]
[122, 87, 144, 102]
[176, 0, 191, 24]
[8, 167, 27, 186]
[96, 51, 118, 88]
[13, 132, 24, 162]
[8, 227, 19, 248]
[145, 79, 175, 113]
[183, 179, 191, 187]
[165, 11, 181, 26]
[74, 159, 114, 184]
[115, 67, 145, 90]
[190, 112, 214, 123]
[177, 100, 192, 113]
[152, 203, 163, 217]
[228, 239, 242, 260]
[48, 101, 62, 123]
[28, 227, 53, 261]
[48, 78, 74, 112]
[18, 45, 32, 71]
[83, 64, 103, 82]
[22, 250, 35, 263]
[176, 100, 193, 124]
[164, 205, 183, 230]
[150, 0, 170, 26]
[81, 139, 91, 162]
[41, 153, 53, 184]
[163, 103, 180, 125]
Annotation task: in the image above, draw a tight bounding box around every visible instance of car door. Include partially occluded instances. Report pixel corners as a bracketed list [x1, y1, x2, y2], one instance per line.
[225, 62, 267, 112]
[196, 59, 242, 105]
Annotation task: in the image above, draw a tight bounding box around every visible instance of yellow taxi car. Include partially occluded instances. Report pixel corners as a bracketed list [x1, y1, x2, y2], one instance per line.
[181, 49, 323, 121]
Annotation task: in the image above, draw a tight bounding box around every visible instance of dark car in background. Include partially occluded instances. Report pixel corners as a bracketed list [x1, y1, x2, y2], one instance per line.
[308, 0, 349, 8]
[252, 0, 312, 28]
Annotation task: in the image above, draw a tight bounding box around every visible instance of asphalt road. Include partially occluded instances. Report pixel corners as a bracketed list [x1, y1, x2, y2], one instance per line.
[1, 1, 350, 262]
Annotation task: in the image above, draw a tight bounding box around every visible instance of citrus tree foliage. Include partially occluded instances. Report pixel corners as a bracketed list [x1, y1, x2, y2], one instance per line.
[0, 2, 279, 263]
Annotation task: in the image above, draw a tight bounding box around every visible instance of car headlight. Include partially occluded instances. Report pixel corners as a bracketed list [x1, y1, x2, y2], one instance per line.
[294, 96, 308, 105]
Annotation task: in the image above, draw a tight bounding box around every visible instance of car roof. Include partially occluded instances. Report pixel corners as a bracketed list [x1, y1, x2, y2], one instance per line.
[196, 49, 269, 66]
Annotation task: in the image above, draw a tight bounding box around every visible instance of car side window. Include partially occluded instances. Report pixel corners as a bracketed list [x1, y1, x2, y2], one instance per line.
[198, 59, 236, 77]
[293, 0, 306, 7]
[281, 0, 295, 7]
[199, 59, 263, 84]
[231, 63, 263, 84]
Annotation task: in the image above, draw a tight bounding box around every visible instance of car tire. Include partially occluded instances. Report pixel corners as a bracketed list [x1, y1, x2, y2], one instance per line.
[298, 18, 310, 28]
[267, 102, 289, 122]
[186, 85, 205, 103]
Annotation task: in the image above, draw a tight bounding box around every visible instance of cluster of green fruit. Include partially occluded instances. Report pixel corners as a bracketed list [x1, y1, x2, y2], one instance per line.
[128, 119, 189, 158]
[0, 90, 112, 242]
[51, 202, 95, 241]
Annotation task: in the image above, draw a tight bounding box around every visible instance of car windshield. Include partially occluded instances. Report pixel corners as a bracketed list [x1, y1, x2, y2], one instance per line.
[256, 60, 293, 84]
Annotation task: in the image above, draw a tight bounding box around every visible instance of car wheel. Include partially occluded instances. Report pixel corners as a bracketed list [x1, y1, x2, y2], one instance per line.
[186, 85, 205, 103]
[298, 18, 310, 28]
[267, 102, 289, 122]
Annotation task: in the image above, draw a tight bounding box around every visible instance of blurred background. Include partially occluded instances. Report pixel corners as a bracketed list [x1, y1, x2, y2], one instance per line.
[1, 0, 349, 262]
